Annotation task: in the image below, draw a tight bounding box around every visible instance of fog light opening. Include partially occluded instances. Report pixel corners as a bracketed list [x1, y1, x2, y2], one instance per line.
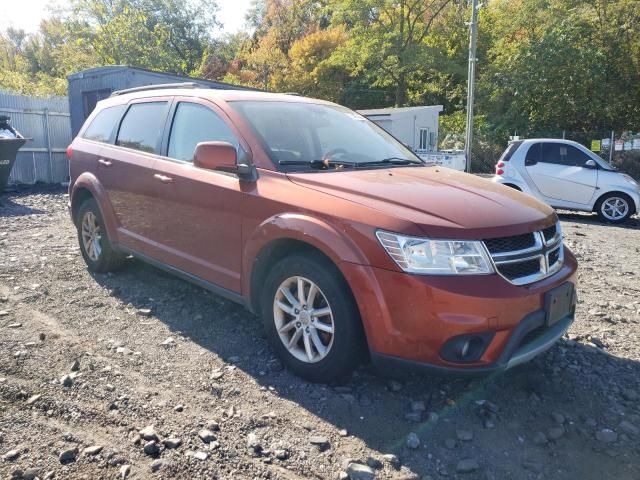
[459, 340, 470, 358]
[440, 332, 495, 363]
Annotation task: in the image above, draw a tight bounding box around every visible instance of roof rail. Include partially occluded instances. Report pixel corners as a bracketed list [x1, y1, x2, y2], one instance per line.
[110, 82, 204, 97]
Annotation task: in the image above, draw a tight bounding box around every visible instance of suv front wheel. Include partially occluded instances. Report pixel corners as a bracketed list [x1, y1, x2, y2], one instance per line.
[76, 198, 125, 272]
[261, 253, 365, 383]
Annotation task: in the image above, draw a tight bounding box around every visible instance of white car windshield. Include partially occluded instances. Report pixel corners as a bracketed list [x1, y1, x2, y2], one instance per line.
[229, 101, 423, 170]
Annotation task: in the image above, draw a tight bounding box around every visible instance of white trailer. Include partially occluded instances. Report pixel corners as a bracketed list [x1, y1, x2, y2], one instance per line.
[358, 105, 466, 171]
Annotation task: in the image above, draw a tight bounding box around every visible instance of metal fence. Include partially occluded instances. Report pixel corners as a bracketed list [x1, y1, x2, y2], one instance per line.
[0, 92, 71, 185]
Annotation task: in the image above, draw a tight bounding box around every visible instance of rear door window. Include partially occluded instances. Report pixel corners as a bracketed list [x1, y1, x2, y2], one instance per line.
[116, 102, 168, 154]
[82, 105, 126, 143]
[540, 143, 566, 165]
[167, 102, 239, 162]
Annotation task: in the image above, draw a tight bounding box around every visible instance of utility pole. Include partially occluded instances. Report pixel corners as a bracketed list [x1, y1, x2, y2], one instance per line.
[464, 0, 479, 173]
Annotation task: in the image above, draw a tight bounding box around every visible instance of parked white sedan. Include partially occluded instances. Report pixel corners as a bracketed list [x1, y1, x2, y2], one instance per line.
[493, 139, 640, 223]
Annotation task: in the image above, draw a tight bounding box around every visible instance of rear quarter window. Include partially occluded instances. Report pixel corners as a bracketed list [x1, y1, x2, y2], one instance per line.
[499, 141, 522, 162]
[82, 105, 126, 143]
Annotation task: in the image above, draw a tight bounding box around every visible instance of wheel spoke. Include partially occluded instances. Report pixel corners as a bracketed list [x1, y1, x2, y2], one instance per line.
[287, 328, 302, 349]
[310, 328, 327, 357]
[312, 307, 331, 317]
[279, 287, 299, 308]
[303, 332, 314, 361]
[278, 320, 297, 334]
[313, 321, 333, 334]
[276, 300, 295, 316]
[297, 277, 306, 305]
[306, 283, 318, 307]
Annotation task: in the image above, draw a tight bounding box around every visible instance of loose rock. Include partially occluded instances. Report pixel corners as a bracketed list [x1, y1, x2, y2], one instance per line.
[83, 445, 103, 456]
[346, 462, 376, 480]
[596, 429, 617, 443]
[406, 432, 420, 449]
[456, 458, 480, 473]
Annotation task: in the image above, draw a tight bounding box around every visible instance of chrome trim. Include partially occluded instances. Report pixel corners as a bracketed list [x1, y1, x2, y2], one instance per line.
[506, 314, 574, 369]
[490, 233, 543, 259]
[485, 221, 564, 286]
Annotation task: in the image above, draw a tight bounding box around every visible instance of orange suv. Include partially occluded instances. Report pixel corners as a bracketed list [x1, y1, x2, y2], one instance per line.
[68, 84, 577, 382]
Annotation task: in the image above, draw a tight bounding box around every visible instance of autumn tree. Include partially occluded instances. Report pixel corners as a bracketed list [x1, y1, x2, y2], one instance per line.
[329, 0, 454, 106]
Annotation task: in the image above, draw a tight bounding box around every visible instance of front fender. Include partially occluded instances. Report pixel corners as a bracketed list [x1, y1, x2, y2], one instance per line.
[70, 172, 119, 242]
[242, 213, 369, 297]
[594, 186, 640, 213]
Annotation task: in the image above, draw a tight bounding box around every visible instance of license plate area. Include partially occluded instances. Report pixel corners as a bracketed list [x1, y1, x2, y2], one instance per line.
[544, 282, 576, 326]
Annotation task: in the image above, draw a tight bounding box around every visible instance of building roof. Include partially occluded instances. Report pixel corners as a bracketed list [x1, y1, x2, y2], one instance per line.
[67, 65, 253, 90]
[358, 105, 444, 117]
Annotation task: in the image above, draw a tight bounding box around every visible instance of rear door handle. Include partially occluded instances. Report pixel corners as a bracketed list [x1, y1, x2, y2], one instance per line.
[153, 173, 173, 184]
[98, 159, 112, 167]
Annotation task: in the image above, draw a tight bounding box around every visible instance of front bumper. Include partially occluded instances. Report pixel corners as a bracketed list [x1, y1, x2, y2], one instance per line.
[340, 248, 578, 373]
[371, 310, 574, 375]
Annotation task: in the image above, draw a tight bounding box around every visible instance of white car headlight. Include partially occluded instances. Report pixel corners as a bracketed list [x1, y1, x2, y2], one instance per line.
[622, 174, 639, 188]
[376, 231, 494, 275]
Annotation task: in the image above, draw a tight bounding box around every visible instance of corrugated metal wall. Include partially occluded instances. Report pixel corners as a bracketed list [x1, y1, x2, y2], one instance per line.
[0, 92, 71, 184]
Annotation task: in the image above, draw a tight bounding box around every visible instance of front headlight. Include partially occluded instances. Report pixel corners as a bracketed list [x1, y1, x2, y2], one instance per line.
[622, 174, 639, 188]
[376, 231, 494, 275]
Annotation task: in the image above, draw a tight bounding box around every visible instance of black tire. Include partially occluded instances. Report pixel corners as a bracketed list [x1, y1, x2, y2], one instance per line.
[260, 253, 366, 383]
[76, 198, 126, 272]
[595, 193, 634, 224]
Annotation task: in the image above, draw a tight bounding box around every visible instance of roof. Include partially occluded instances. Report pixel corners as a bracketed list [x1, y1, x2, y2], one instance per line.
[67, 65, 254, 90]
[95, 87, 337, 108]
[358, 105, 444, 116]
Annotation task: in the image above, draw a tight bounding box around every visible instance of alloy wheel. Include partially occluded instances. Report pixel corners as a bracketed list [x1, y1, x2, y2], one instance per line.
[81, 211, 102, 261]
[601, 197, 629, 221]
[273, 276, 335, 363]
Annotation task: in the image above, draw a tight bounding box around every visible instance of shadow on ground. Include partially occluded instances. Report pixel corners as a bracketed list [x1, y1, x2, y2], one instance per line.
[90, 258, 640, 479]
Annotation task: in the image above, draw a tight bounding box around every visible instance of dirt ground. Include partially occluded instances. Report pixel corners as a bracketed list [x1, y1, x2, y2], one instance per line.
[1, 185, 639, 480]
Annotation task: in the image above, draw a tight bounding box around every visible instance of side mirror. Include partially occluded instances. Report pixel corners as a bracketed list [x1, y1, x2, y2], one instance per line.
[193, 141, 252, 177]
[585, 159, 597, 169]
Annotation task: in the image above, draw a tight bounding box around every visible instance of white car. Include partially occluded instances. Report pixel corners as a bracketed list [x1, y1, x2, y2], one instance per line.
[492, 139, 640, 223]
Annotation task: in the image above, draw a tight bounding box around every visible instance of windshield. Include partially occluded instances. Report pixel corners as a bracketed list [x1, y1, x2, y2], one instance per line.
[229, 101, 423, 171]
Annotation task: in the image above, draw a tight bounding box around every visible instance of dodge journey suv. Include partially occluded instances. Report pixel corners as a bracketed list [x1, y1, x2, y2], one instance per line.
[68, 84, 578, 382]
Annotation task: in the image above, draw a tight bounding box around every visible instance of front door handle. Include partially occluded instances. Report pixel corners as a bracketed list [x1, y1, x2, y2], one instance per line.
[98, 158, 112, 167]
[153, 173, 173, 184]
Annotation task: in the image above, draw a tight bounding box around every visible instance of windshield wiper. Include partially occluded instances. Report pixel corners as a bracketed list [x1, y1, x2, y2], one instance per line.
[356, 157, 423, 167]
[278, 159, 357, 169]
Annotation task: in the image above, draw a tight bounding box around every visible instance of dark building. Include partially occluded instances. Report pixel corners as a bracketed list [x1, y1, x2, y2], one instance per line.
[67, 65, 253, 136]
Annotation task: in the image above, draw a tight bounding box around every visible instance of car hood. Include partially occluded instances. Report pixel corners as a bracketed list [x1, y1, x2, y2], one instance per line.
[287, 166, 556, 238]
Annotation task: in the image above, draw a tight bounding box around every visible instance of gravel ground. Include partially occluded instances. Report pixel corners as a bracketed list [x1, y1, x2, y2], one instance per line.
[1, 186, 639, 480]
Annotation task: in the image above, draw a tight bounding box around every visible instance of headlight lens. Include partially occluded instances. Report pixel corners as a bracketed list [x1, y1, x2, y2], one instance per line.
[376, 231, 494, 275]
[622, 174, 639, 187]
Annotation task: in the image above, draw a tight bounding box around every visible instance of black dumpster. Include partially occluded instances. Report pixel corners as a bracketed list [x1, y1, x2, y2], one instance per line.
[0, 115, 27, 192]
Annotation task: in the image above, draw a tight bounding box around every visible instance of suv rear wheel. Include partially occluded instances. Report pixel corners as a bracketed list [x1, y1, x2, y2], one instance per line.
[595, 193, 633, 223]
[261, 253, 365, 382]
[77, 198, 125, 272]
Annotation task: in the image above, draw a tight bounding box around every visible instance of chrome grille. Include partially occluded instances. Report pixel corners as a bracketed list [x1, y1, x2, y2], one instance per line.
[484, 233, 536, 254]
[483, 222, 563, 285]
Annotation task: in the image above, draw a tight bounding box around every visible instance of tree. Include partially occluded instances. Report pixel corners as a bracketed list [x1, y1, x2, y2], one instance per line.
[62, 0, 220, 74]
[329, 0, 453, 106]
[278, 27, 349, 101]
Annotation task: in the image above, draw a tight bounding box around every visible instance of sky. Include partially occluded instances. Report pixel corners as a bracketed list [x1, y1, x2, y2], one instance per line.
[0, 0, 252, 36]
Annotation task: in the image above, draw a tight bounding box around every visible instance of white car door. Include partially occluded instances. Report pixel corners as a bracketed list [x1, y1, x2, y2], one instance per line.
[524, 142, 598, 205]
